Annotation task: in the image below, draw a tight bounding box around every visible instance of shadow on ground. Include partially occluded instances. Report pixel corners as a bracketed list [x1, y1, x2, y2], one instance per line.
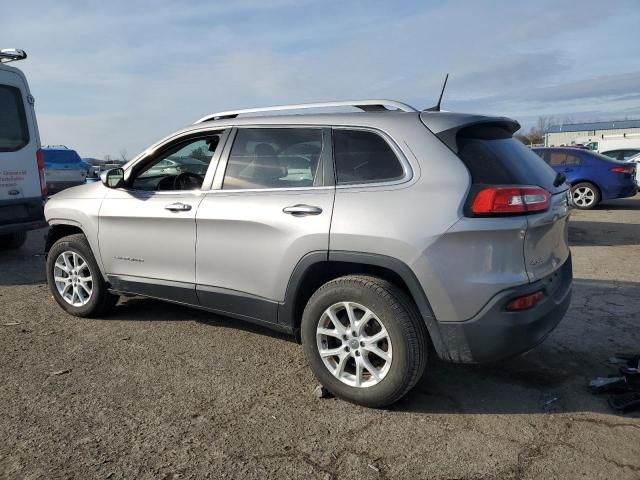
[569, 221, 640, 246]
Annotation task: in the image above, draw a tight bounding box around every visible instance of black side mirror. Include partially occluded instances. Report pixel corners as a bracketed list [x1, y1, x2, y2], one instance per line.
[101, 168, 125, 188]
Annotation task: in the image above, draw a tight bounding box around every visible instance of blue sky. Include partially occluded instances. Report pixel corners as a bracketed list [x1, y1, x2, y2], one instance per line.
[5, 0, 640, 158]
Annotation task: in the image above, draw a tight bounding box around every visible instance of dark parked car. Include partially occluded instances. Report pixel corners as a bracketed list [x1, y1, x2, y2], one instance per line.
[533, 147, 637, 209]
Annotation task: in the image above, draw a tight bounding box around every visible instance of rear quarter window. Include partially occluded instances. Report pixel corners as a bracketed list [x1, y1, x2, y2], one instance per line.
[0, 85, 29, 152]
[456, 125, 561, 193]
[333, 129, 404, 185]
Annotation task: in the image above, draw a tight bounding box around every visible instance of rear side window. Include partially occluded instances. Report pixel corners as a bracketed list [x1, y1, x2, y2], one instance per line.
[0, 85, 29, 152]
[548, 151, 581, 166]
[333, 129, 404, 185]
[223, 128, 322, 190]
[456, 125, 560, 192]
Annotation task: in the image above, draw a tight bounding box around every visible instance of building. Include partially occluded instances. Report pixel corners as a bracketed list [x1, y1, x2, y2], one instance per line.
[545, 119, 640, 147]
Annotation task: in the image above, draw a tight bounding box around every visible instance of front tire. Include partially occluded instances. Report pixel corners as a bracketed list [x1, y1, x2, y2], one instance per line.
[301, 275, 428, 408]
[46, 234, 118, 317]
[571, 182, 600, 209]
[0, 231, 27, 250]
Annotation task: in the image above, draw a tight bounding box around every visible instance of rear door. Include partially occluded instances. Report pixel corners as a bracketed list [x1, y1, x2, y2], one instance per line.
[0, 66, 42, 225]
[195, 127, 334, 323]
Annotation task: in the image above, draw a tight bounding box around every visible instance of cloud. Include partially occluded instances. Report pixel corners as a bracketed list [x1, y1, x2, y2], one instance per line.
[4, 0, 640, 156]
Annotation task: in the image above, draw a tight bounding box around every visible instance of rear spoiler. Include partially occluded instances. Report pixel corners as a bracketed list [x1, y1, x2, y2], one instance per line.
[420, 111, 520, 153]
[0, 49, 27, 64]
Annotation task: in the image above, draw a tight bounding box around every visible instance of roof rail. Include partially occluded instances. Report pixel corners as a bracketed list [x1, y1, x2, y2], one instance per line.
[194, 99, 418, 124]
[0, 49, 27, 64]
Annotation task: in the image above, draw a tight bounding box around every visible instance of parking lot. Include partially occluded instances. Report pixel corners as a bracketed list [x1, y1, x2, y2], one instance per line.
[1, 197, 639, 480]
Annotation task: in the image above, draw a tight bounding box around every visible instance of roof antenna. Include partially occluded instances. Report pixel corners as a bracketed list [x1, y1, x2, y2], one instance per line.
[424, 73, 449, 112]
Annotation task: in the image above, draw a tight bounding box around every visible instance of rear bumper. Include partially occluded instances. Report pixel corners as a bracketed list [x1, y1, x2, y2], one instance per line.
[0, 196, 46, 234]
[604, 182, 638, 200]
[436, 255, 572, 363]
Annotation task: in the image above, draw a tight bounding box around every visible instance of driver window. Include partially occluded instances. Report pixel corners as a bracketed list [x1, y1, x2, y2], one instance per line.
[131, 135, 221, 191]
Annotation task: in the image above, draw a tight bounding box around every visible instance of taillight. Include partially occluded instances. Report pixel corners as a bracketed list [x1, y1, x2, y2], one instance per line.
[506, 290, 545, 311]
[610, 166, 635, 174]
[471, 186, 550, 215]
[36, 148, 48, 197]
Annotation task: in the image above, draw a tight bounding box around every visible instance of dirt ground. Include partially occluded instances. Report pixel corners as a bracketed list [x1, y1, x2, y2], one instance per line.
[1, 196, 639, 480]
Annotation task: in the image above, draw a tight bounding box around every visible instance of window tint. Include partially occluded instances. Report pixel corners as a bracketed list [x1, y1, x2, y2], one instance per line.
[456, 126, 559, 193]
[132, 135, 221, 191]
[0, 85, 29, 152]
[622, 150, 640, 160]
[223, 128, 322, 190]
[333, 129, 404, 184]
[548, 151, 580, 166]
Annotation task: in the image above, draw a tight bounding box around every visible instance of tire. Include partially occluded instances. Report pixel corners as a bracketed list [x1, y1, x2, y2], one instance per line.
[0, 231, 27, 250]
[46, 233, 119, 317]
[571, 182, 600, 210]
[301, 275, 428, 408]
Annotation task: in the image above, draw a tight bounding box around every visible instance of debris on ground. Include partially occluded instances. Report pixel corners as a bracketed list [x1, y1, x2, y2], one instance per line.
[2, 322, 20, 326]
[313, 385, 332, 399]
[590, 353, 640, 413]
[368, 464, 380, 472]
[50, 369, 72, 376]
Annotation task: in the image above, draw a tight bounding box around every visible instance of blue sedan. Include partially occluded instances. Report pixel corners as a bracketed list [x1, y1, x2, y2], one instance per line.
[532, 147, 637, 209]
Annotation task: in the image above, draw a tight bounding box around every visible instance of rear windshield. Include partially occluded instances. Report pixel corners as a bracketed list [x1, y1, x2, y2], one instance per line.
[0, 85, 29, 152]
[43, 149, 83, 165]
[457, 125, 561, 193]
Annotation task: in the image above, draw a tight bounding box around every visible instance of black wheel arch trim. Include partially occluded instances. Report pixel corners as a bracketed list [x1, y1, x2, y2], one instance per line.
[278, 250, 452, 361]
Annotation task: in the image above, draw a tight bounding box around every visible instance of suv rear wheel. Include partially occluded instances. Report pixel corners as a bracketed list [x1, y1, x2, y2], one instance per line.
[301, 275, 428, 408]
[46, 234, 119, 317]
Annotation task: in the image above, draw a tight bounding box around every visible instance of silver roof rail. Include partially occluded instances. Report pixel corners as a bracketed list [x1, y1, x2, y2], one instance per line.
[0, 49, 27, 64]
[194, 99, 418, 124]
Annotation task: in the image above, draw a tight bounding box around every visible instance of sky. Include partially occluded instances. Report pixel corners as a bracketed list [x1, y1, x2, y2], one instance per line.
[4, 0, 640, 159]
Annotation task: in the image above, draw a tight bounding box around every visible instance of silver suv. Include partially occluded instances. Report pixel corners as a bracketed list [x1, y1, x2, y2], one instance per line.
[44, 100, 573, 407]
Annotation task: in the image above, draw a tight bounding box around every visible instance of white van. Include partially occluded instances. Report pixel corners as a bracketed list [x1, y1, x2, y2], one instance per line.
[0, 49, 46, 249]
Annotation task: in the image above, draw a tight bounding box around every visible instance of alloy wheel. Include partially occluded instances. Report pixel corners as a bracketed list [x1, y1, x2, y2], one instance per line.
[53, 251, 93, 307]
[573, 186, 596, 208]
[316, 302, 392, 388]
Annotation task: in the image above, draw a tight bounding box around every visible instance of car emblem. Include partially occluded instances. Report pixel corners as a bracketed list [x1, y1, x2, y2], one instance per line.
[8, 189, 20, 196]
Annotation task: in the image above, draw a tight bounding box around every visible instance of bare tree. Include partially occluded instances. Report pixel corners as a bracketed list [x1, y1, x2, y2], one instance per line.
[119, 149, 128, 163]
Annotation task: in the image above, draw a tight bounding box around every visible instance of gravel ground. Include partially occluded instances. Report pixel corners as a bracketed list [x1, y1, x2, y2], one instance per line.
[1, 196, 639, 479]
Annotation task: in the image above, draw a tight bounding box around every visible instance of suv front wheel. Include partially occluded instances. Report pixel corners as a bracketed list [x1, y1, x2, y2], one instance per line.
[46, 234, 119, 317]
[301, 275, 428, 408]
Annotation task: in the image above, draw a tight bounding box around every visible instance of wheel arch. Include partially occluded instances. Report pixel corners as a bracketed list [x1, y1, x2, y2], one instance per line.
[45, 222, 86, 255]
[45, 221, 108, 281]
[278, 250, 450, 360]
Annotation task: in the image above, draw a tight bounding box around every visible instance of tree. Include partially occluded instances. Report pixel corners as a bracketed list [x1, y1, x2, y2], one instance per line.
[119, 149, 128, 163]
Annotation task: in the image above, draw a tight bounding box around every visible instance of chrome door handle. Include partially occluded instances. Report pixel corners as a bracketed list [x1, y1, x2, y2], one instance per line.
[282, 204, 323, 216]
[165, 202, 192, 212]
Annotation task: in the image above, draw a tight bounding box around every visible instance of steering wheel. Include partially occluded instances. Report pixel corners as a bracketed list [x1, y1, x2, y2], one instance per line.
[172, 172, 204, 190]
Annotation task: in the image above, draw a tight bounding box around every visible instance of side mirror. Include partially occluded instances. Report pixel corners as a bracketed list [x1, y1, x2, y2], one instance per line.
[101, 168, 125, 188]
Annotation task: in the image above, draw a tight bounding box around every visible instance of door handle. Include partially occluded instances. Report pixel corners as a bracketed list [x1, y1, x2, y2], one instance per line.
[165, 202, 192, 212]
[282, 204, 323, 216]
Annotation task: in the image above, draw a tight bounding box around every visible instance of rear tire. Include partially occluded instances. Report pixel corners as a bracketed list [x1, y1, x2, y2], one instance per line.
[571, 182, 600, 209]
[46, 233, 119, 317]
[0, 231, 27, 250]
[301, 275, 428, 408]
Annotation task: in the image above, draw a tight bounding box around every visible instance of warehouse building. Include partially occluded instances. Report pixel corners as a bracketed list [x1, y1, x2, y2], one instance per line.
[545, 119, 640, 147]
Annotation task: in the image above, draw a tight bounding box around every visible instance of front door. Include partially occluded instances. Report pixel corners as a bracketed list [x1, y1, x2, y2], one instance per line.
[99, 131, 228, 303]
[195, 127, 334, 323]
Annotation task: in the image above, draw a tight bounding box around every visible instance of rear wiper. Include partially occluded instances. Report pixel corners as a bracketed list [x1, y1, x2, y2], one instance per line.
[553, 172, 566, 187]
